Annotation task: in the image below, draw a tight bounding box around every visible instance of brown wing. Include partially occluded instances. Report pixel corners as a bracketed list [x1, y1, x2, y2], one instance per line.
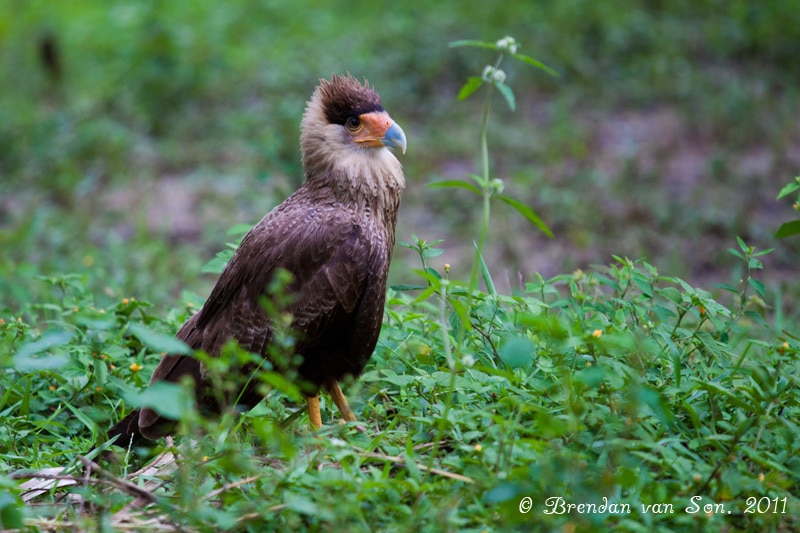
[138, 195, 385, 435]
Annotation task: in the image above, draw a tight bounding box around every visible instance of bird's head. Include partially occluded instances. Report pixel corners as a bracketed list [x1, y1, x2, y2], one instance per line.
[300, 75, 407, 188]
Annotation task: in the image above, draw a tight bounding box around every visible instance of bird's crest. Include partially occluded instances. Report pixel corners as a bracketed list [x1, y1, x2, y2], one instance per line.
[318, 74, 384, 126]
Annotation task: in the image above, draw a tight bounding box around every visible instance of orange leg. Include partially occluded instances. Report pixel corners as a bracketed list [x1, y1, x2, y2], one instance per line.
[327, 380, 357, 422]
[307, 395, 322, 429]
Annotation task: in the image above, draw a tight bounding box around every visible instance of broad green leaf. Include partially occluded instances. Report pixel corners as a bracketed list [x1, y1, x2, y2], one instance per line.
[736, 236, 750, 253]
[499, 336, 534, 369]
[13, 330, 73, 371]
[511, 52, 559, 76]
[0, 493, 23, 530]
[775, 220, 800, 239]
[748, 278, 765, 297]
[776, 178, 800, 200]
[727, 248, 745, 260]
[448, 39, 497, 50]
[202, 249, 234, 274]
[657, 286, 683, 304]
[457, 76, 484, 101]
[711, 282, 739, 294]
[390, 284, 428, 292]
[427, 179, 482, 195]
[495, 82, 516, 111]
[495, 194, 554, 237]
[635, 385, 675, 424]
[421, 247, 444, 259]
[125, 381, 194, 420]
[127, 322, 192, 355]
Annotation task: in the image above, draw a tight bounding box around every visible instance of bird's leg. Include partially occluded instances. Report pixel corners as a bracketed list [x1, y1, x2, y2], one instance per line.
[307, 395, 322, 429]
[327, 380, 357, 422]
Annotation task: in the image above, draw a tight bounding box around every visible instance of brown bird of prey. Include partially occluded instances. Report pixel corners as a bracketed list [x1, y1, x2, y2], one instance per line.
[108, 74, 406, 446]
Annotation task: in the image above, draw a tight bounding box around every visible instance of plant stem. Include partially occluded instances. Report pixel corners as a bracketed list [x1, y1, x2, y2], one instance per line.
[469, 54, 502, 293]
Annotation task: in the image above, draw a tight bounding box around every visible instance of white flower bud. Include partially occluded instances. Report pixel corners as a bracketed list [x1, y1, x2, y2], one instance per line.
[496, 36, 518, 54]
[481, 65, 495, 82]
[492, 69, 506, 84]
[490, 178, 505, 194]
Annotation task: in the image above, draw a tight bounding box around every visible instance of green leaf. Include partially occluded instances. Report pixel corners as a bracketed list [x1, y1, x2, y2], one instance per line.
[201, 251, 233, 274]
[12, 330, 73, 371]
[495, 82, 516, 111]
[425, 266, 442, 280]
[427, 179, 482, 195]
[65, 402, 98, 439]
[448, 39, 497, 50]
[390, 283, 428, 292]
[635, 385, 675, 424]
[776, 179, 800, 200]
[495, 194, 554, 237]
[499, 336, 534, 369]
[475, 244, 496, 296]
[127, 322, 192, 355]
[657, 286, 683, 304]
[748, 278, 766, 297]
[125, 381, 194, 420]
[0, 493, 23, 530]
[736, 236, 750, 253]
[457, 76, 484, 101]
[710, 283, 739, 294]
[775, 220, 800, 239]
[421, 247, 444, 259]
[727, 248, 745, 260]
[511, 52, 559, 77]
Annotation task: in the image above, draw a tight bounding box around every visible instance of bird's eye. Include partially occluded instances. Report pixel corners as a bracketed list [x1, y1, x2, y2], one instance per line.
[345, 116, 361, 131]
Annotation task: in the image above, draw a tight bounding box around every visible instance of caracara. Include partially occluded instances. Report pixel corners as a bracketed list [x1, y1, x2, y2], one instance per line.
[108, 74, 406, 446]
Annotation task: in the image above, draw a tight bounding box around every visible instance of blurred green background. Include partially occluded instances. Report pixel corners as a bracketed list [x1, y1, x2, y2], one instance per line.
[1, 0, 798, 314]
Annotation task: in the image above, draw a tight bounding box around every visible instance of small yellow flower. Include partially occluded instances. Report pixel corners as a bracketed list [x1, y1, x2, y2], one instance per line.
[49, 385, 56, 391]
[130, 363, 143, 372]
[444, 263, 451, 274]
[592, 329, 603, 338]
[758, 472, 765, 483]
[474, 444, 482, 452]
[95, 386, 103, 392]
[122, 298, 130, 305]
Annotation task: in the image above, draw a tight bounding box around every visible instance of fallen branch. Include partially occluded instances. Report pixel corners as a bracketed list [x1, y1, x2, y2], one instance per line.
[359, 452, 475, 484]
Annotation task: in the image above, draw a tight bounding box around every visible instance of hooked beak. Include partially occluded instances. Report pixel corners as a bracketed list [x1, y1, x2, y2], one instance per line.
[380, 122, 407, 154]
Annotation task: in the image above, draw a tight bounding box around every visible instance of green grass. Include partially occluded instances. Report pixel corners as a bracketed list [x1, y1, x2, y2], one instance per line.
[3, 247, 799, 531]
[2, 1, 800, 531]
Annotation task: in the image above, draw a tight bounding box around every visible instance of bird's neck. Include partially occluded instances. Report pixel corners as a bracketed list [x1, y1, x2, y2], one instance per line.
[303, 149, 405, 221]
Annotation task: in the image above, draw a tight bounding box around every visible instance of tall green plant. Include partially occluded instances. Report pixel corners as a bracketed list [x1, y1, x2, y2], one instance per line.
[430, 36, 556, 293]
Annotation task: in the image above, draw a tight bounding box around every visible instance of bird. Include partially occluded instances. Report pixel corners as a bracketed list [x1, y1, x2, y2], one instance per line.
[107, 74, 407, 447]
